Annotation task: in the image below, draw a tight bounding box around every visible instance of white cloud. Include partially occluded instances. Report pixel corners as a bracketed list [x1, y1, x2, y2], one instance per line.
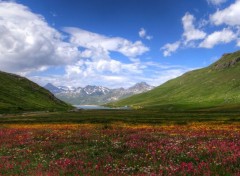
[66, 59, 123, 76]
[162, 2, 240, 56]
[161, 13, 206, 56]
[237, 39, 240, 47]
[0, 1, 195, 89]
[182, 13, 206, 43]
[139, 28, 146, 38]
[64, 27, 149, 58]
[61, 27, 149, 85]
[30, 62, 192, 88]
[210, 0, 240, 26]
[139, 28, 153, 40]
[0, 1, 154, 88]
[0, 1, 79, 73]
[146, 36, 153, 40]
[199, 28, 236, 48]
[207, 0, 227, 6]
[161, 41, 180, 57]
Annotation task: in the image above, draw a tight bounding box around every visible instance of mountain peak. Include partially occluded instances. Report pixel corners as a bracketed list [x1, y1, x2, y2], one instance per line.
[135, 82, 149, 86]
[211, 50, 240, 70]
[128, 82, 154, 93]
[44, 83, 62, 94]
[45, 83, 56, 88]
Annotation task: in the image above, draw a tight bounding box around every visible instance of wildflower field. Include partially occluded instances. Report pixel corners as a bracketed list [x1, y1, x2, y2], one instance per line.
[0, 110, 240, 175]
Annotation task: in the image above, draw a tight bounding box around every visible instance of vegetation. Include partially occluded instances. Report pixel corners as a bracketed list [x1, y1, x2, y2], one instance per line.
[0, 105, 239, 175]
[0, 71, 72, 113]
[109, 50, 240, 111]
[0, 109, 240, 124]
[0, 50, 240, 175]
[0, 121, 239, 175]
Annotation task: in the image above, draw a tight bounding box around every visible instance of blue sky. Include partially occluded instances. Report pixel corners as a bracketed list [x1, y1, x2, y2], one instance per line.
[0, 0, 239, 88]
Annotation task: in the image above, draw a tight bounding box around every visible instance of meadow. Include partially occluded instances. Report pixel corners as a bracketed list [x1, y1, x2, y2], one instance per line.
[0, 110, 240, 175]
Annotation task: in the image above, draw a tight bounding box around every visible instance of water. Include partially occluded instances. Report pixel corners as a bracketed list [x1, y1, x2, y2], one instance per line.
[74, 105, 130, 110]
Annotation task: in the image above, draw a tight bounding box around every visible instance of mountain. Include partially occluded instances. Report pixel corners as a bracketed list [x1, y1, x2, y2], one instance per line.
[44, 83, 62, 94]
[43, 83, 75, 94]
[109, 50, 240, 111]
[44, 82, 154, 105]
[127, 82, 153, 93]
[0, 71, 72, 113]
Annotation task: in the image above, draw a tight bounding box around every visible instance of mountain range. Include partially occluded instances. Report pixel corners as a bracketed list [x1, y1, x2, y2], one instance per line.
[44, 82, 154, 105]
[110, 50, 240, 111]
[2, 50, 240, 113]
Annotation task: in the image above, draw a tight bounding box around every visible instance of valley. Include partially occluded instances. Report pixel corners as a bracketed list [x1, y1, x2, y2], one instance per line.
[1, 51, 240, 175]
[1, 0, 240, 175]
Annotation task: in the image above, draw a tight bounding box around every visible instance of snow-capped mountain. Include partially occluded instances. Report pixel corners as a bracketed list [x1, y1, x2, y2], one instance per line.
[44, 82, 154, 105]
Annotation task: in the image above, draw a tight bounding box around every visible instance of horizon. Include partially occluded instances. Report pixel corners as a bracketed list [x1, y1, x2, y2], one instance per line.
[0, 0, 239, 88]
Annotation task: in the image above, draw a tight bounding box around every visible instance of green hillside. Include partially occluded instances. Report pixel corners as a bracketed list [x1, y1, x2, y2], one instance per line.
[110, 50, 240, 111]
[0, 71, 72, 113]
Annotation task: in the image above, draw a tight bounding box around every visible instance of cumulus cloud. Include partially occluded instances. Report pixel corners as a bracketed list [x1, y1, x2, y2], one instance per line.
[210, 0, 240, 26]
[207, 0, 227, 6]
[161, 41, 181, 57]
[63, 27, 149, 58]
[0, 1, 154, 88]
[0, 1, 79, 73]
[61, 27, 150, 85]
[0, 1, 195, 89]
[199, 28, 236, 48]
[30, 61, 192, 88]
[65, 59, 123, 78]
[161, 13, 207, 56]
[162, 0, 240, 57]
[139, 28, 153, 40]
[182, 13, 206, 43]
[203, 1, 240, 48]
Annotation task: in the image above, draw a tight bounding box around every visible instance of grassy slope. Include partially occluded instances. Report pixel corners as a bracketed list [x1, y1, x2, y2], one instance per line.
[0, 71, 72, 113]
[110, 51, 240, 111]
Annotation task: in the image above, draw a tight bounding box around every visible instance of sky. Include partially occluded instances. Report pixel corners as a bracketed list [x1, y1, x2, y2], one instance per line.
[0, 0, 240, 88]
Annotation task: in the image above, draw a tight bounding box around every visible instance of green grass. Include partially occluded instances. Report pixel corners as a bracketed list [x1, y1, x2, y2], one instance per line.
[0, 71, 72, 113]
[109, 50, 240, 110]
[0, 109, 239, 124]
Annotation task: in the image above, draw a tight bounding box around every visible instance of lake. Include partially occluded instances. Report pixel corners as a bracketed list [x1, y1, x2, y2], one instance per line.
[74, 105, 130, 110]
